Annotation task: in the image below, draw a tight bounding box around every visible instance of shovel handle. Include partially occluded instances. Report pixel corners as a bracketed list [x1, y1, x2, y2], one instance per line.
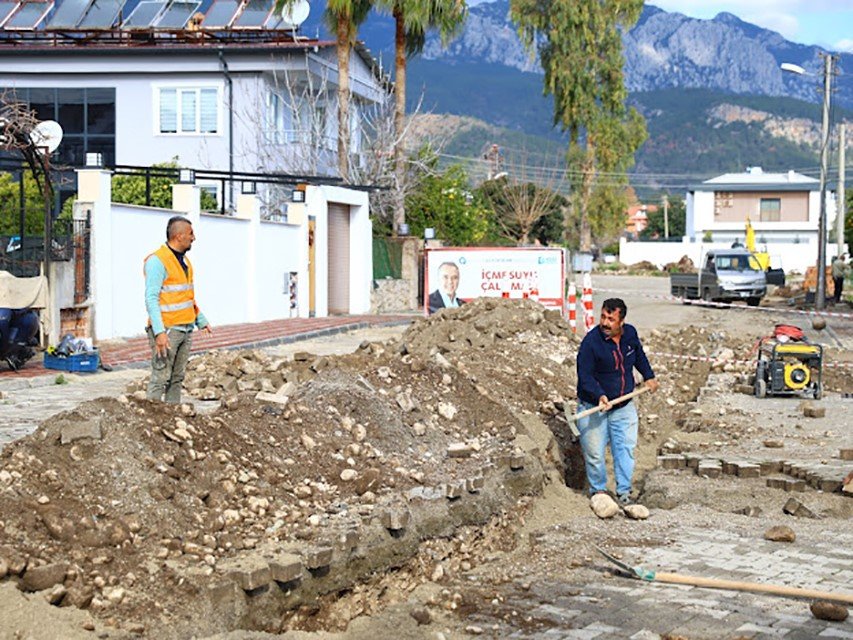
[654, 572, 853, 605]
[570, 386, 650, 423]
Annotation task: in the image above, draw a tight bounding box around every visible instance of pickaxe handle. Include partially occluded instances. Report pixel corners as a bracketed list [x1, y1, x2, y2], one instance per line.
[570, 386, 650, 423]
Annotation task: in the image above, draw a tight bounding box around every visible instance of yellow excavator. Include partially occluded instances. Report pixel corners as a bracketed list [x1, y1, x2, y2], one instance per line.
[745, 218, 785, 286]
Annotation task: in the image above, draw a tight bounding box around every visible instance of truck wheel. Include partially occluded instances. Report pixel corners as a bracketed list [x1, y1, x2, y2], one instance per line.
[701, 288, 712, 303]
[812, 383, 822, 400]
[755, 378, 767, 398]
[747, 297, 761, 307]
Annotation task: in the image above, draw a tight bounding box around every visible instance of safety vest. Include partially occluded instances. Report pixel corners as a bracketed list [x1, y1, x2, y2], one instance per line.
[145, 244, 197, 328]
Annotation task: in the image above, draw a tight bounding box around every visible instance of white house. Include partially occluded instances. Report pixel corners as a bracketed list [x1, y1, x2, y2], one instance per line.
[0, 3, 389, 208]
[0, 1, 386, 340]
[620, 167, 840, 273]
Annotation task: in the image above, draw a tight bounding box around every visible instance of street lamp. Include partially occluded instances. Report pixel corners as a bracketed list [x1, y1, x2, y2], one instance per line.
[781, 54, 837, 310]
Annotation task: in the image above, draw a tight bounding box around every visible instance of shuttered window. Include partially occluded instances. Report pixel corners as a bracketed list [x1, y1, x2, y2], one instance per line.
[158, 87, 219, 134]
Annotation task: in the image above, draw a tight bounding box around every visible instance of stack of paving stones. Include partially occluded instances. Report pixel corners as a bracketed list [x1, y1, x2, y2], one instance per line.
[656, 450, 851, 494]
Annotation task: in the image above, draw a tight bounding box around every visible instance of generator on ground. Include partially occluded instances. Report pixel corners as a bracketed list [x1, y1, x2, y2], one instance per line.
[754, 325, 822, 399]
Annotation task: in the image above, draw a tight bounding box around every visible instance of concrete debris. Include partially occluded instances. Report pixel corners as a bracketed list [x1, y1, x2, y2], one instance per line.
[810, 600, 849, 622]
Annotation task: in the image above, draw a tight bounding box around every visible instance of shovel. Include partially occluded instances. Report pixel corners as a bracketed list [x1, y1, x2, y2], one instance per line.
[596, 546, 853, 605]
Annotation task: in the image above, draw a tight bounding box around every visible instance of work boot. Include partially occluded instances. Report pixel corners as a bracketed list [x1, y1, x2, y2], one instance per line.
[590, 492, 619, 519]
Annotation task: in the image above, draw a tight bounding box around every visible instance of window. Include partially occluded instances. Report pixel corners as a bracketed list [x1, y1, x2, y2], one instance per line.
[158, 87, 219, 134]
[760, 198, 781, 222]
[267, 91, 296, 144]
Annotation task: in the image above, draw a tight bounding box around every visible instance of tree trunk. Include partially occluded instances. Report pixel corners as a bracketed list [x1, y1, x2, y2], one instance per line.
[336, 15, 351, 181]
[392, 6, 407, 236]
[579, 146, 596, 252]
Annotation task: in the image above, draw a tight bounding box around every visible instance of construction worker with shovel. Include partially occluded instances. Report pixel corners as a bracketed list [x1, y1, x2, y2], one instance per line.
[576, 298, 658, 517]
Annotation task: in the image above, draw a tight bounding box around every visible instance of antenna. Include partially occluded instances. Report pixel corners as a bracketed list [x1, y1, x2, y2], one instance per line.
[30, 120, 64, 154]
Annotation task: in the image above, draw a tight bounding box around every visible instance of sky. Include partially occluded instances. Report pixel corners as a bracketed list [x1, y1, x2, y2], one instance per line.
[648, 1, 853, 52]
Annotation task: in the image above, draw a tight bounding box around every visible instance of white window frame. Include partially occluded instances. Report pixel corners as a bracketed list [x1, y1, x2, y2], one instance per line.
[197, 180, 221, 211]
[154, 83, 222, 136]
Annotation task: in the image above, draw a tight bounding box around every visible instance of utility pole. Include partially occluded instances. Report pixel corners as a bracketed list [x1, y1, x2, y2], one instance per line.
[815, 54, 834, 311]
[662, 194, 670, 239]
[838, 122, 846, 257]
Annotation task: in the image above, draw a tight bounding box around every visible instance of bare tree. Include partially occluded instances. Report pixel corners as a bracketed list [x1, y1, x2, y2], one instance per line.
[481, 147, 566, 245]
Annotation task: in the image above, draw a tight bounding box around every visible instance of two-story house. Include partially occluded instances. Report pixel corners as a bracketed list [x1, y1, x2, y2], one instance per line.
[0, 1, 388, 211]
[686, 167, 838, 272]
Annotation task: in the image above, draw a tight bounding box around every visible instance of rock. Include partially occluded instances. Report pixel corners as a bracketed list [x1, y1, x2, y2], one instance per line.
[60, 419, 102, 445]
[0, 557, 7, 579]
[437, 402, 458, 420]
[763, 440, 784, 449]
[412, 422, 427, 436]
[431, 563, 445, 582]
[764, 525, 796, 543]
[590, 493, 619, 519]
[810, 600, 848, 622]
[623, 504, 649, 520]
[354, 469, 381, 496]
[812, 317, 826, 331]
[734, 506, 762, 517]
[339, 469, 358, 482]
[46, 584, 67, 605]
[21, 562, 68, 592]
[395, 390, 418, 412]
[782, 498, 817, 519]
[410, 608, 432, 625]
[304, 546, 333, 570]
[300, 434, 316, 450]
[465, 626, 484, 635]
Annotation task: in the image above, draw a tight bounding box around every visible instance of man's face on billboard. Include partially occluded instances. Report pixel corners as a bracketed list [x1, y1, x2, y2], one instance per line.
[439, 264, 460, 297]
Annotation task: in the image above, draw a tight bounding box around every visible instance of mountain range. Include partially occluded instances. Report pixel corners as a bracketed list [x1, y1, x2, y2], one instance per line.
[302, 2, 852, 192]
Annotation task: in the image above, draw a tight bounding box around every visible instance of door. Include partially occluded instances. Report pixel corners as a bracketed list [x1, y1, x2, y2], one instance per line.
[308, 217, 316, 317]
[327, 203, 350, 314]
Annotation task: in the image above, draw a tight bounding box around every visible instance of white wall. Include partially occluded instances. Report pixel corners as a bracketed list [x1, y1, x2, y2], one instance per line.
[79, 169, 372, 340]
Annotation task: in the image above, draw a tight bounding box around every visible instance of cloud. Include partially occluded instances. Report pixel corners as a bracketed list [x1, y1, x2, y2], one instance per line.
[836, 38, 853, 52]
[742, 12, 799, 39]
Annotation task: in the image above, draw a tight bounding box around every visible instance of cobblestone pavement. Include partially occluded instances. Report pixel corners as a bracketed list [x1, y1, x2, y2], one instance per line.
[465, 526, 853, 639]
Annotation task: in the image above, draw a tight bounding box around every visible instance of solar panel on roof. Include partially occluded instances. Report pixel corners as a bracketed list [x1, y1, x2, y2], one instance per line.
[122, 0, 162, 27]
[46, 0, 91, 28]
[0, 1, 20, 27]
[232, 0, 270, 28]
[200, 0, 236, 27]
[4, 0, 53, 29]
[78, 0, 123, 27]
[155, 0, 197, 27]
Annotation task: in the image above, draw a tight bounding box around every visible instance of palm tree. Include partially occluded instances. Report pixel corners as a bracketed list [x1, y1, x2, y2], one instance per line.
[382, 0, 467, 234]
[277, 0, 371, 180]
[326, 0, 373, 180]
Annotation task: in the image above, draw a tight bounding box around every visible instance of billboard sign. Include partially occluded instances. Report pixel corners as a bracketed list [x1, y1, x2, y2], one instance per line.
[424, 247, 565, 316]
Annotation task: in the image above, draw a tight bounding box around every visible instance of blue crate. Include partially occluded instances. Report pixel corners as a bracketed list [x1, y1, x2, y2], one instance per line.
[43, 350, 100, 373]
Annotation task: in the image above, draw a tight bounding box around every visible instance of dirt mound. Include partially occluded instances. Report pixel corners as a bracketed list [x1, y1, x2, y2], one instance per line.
[664, 255, 696, 273]
[628, 261, 659, 273]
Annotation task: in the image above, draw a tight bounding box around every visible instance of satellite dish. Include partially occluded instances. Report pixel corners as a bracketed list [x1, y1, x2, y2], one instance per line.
[30, 120, 64, 153]
[280, 0, 309, 27]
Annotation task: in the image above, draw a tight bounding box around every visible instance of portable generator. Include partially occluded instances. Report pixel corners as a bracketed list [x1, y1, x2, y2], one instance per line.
[754, 340, 823, 399]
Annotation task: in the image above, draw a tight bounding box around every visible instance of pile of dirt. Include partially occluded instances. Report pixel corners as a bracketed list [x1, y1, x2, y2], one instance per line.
[663, 255, 696, 273]
[627, 261, 659, 273]
[0, 299, 750, 638]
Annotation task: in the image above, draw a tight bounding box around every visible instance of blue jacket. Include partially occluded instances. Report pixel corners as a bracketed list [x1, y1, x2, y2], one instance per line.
[577, 323, 655, 408]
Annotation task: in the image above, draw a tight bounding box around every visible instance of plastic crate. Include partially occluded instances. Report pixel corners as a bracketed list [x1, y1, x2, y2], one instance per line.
[43, 350, 100, 373]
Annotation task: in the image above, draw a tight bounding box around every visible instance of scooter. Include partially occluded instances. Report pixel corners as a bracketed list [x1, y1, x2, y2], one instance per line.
[0, 307, 40, 371]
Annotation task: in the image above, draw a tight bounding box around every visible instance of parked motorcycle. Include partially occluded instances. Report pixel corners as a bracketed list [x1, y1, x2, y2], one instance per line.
[0, 307, 40, 370]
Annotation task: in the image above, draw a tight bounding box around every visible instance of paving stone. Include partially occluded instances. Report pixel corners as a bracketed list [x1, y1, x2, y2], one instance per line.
[760, 460, 783, 475]
[466, 476, 484, 493]
[766, 477, 788, 490]
[267, 553, 302, 584]
[60, 419, 102, 445]
[736, 462, 761, 478]
[783, 497, 818, 518]
[220, 556, 271, 592]
[445, 482, 464, 500]
[840, 449, 853, 461]
[804, 405, 826, 418]
[380, 507, 411, 531]
[697, 460, 722, 478]
[303, 546, 333, 570]
[657, 454, 685, 470]
[784, 478, 807, 492]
